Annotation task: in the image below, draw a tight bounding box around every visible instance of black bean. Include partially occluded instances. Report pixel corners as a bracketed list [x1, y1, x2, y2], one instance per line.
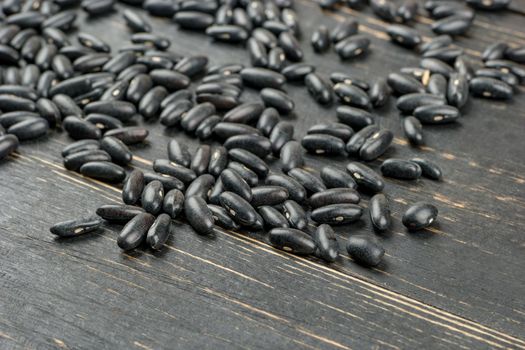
[190, 145, 211, 176]
[241, 67, 285, 89]
[387, 25, 421, 48]
[331, 18, 358, 42]
[431, 15, 472, 36]
[288, 168, 326, 194]
[345, 125, 379, 155]
[370, 0, 396, 21]
[36, 71, 57, 98]
[266, 173, 306, 203]
[252, 28, 278, 48]
[196, 94, 236, 112]
[0, 134, 19, 160]
[485, 59, 525, 81]
[63, 149, 110, 171]
[311, 203, 362, 225]
[282, 200, 308, 230]
[0, 44, 20, 65]
[104, 127, 148, 145]
[505, 46, 525, 64]
[85, 114, 123, 132]
[414, 104, 460, 124]
[311, 25, 330, 52]
[3, 67, 21, 85]
[205, 24, 249, 42]
[475, 68, 519, 87]
[466, 0, 509, 10]
[137, 55, 173, 70]
[209, 204, 240, 230]
[0, 112, 39, 129]
[196, 83, 241, 98]
[431, 4, 473, 19]
[61, 139, 100, 157]
[269, 121, 294, 154]
[8, 11, 46, 29]
[359, 129, 394, 161]
[63, 116, 101, 140]
[185, 174, 215, 201]
[419, 35, 453, 53]
[96, 204, 145, 223]
[214, 122, 261, 140]
[336, 106, 375, 130]
[346, 235, 384, 267]
[101, 80, 129, 101]
[387, 72, 425, 95]
[144, 172, 185, 191]
[117, 63, 148, 81]
[267, 47, 286, 71]
[174, 55, 208, 77]
[251, 186, 288, 207]
[223, 102, 264, 124]
[227, 162, 259, 187]
[195, 115, 222, 139]
[402, 116, 424, 146]
[269, 228, 315, 254]
[279, 140, 304, 173]
[224, 134, 271, 159]
[260, 88, 294, 114]
[320, 166, 357, 189]
[163, 189, 185, 219]
[256, 108, 280, 136]
[313, 224, 338, 263]
[310, 188, 360, 209]
[35, 99, 59, 128]
[402, 202, 438, 230]
[167, 139, 191, 167]
[346, 162, 384, 192]
[307, 123, 354, 142]
[161, 89, 193, 109]
[0, 85, 38, 101]
[77, 32, 110, 53]
[278, 31, 303, 62]
[214, 4, 233, 25]
[420, 58, 454, 78]
[427, 73, 447, 98]
[423, 46, 463, 63]
[380, 158, 421, 180]
[410, 158, 443, 180]
[174, 11, 214, 30]
[258, 205, 289, 229]
[139, 86, 168, 119]
[131, 32, 170, 50]
[122, 169, 144, 205]
[73, 53, 112, 73]
[396, 93, 445, 114]
[50, 217, 102, 237]
[0, 25, 20, 45]
[369, 193, 391, 232]
[204, 146, 227, 178]
[221, 168, 252, 201]
[281, 63, 315, 82]
[335, 35, 370, 59]
[8, 118, 48, 141]
[301, 134, 346, 156]
[79, 161, 125, 183]
[160, 100, 192, 127]
[469, 77, 512, 100]
[369, 78, 390, 108]
[262, 20, 289, 35]
[20, 64, 40, 88]
[82, 0, 115, 16]
[208, 178, 225, 205]
[219, 191, 258, 226]
[123, 9, 151, 32]
[100, 136, 132, 165]
[0, 94, 36, 112]
[228, 148, 269, 177]
[447, 73, 469, 108]
[52, 94, 82, 118]
[247, 37, 268, 67]
[117, 212, 155, 250]
[333, 83, 371, 109]
[149, 69, 190, 92]
[35, 43, 57, 71]
[145, 213, 171, 250]
[141, 180, 164, 214]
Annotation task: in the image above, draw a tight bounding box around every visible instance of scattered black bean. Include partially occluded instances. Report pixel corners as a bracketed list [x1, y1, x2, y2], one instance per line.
[50, 217, 102, 237]
[96, 204, 145, 223]
[346, 235, 385, 267]
[402, 202, 438, 230]
[269, 228, 316, 254]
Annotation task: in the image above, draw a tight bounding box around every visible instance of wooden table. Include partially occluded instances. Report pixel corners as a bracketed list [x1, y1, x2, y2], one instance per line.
[1, 1, 524, 349]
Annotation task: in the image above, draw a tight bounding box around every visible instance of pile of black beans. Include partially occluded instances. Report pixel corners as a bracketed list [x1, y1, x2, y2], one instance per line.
[2, 0, 519, 269]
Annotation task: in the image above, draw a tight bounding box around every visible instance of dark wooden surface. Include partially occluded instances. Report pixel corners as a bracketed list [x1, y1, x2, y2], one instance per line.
[1, 1, 525, 349]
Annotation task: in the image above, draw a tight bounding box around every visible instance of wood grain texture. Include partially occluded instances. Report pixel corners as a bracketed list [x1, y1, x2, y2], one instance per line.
[1, 1, 524, 349]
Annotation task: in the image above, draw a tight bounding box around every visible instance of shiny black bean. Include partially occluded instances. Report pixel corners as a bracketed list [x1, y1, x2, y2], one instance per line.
[278, 31, 303, 62]
[174, 11, 214, 30]
[313, 224, 338, 263]
[396, 93, 446, 114]
[281, 63, 315, 82]
[334, 83, 371, 109]
[262, 20, 289, 35]
[260, 88, 294, 114]
[104, 127, 148, 144]
[145, 213, 171, 250]
[85, 113, 123, 132]
[181, 102, 216, 133]
[0, 85, 37, 101]
[241, 67, 285, 89]
[36, 71, 57, 98]
[117, 212, 155, 250]
[387, 25, 421, 48]
[0, 95, 36, 112]
[309, 188, 360, 209]
[345, 124, 379, 155]
[195, 114, 221, 139]
[252, 28, 277, 48]
[227, 162, 259, 187]
[269, 228, 315, 254]
[279, 140, 304, 173]
[427, 73, 447, 98]
[63, 116, 101, 140]
[101, 52, 135, 74]
[466, 0, 509, 10]
[370, 0, 396, 21]
[117, 64, 148, 82]
[219, 191, 258, 226]
[447, 73, 469, 108]
[288, 168, 326, 194]
[420, 58, 454, 78]
[251, 186, 288, 207]
[380, 159, 421, 179]
[73, 53, 111, 73]
[330, 73, 369, 91]
[228, 148, 269, 177]
[50, 217, 102, 237]
[268, 47, 286, 71]
[335, 35, 370, 59]
[223, 102, 264, 124]
[35, 43, 58, 71]
[0, 112, 39, 129]
[320, 165, 357, 189]
[190, 145, 211, 176]
[387, 72, 425, 95]
[100, 136, 132, 165]
[224, 134, 271, 159]
[7, 11, 46, 29]
[100, 80, 129, 101]
[0, 134, 19, 160]
[431, 15, 472, 35]
[410, 158, 443, 180]
[160, 100, 192, 127]
[174, 55, 208, 77]
[139, 86, 168, 119]
[63, 149, 110, 171]
[161, 89, 193, 109]
[166, 139, 190, 168]
[402, 202, 438, 230]
[311, 203, 363, 225]
[96, 204, 145, 223]
[311, 25, 330, 52]
[336, 106, 375, 130]
[256, 108, 280, 136]
[123, 9, 151, 32]
[84, 101, 136, 122]
[0, 25, 20, 46]
[475, 68, 518, 87]
[359, 129, 394, 161]
[214, 122, 261, 140]
[141, 180, 164, 214]
[269, 121, 294, 154]
[149, 69, 190, 92]
[7, 118, 48, 140]
[61, 139, 100, 157]
[369, 193, 391, 232]
[205, 24, 249, 42]
[419, 35, 453, 53]
[221, 168, 252, 201]
[307, 123, 354, 142]
[485, 59, 525, 81]
[122, 169, 144, 205]
[0, 44, 20, 66]
[79, 161, 125, 182]
[304, 73, 332, 105]
[20, 64, 40, 88]
[3, 67, 20, 85]
[207, 146, 227, 177]
[185, 174, 215, 200]
[143, 172, 184, 191]
[196, 83, 241, 97]
[301, 134, 346, 156]
[42, 10, 76, 31]
[208, 178, 224, 205]
[469, 77, 512, 99]
[331, 18, 358, 42]
[346, 235, 384, 267]
[77, 32, 110, 53]
[402, 116, 424, 146]
[258, 206, 288, 229]
[247, 37, 268, 67]
[266, 173, 306, 203]
[346, 162, 384, 192]
[423, 46, 463, 63]
[282, 200, 308, 230]
[505, 46, 525, 64]
[208, 204, 239, 230]
[82, 0, 115, 16]
[414, 104, 460, 124]
[163, 189, 184, 219]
